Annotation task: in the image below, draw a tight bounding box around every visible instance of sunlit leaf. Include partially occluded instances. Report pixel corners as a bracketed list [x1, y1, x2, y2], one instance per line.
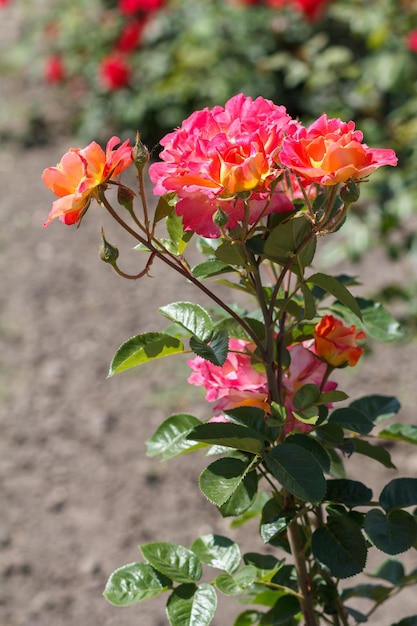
[140, 542, 202, 584]
[166, 583, 217, 626]
[104, 562, 171, 606]
[109, 332, 184, 376]
[191, 534, 241, 574]
[159, 301, 213, 341]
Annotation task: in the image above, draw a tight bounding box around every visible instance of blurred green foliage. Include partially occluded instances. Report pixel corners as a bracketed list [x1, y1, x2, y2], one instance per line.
[4, 0, 417, 325]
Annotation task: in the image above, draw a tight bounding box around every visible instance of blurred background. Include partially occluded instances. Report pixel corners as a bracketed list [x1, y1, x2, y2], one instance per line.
[1, 1, 417, 625]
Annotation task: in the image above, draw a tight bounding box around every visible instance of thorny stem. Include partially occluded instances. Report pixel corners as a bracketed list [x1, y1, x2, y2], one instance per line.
[98, 193, 266, 356]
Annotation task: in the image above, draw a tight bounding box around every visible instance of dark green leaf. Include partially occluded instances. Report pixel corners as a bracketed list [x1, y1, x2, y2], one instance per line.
[349, 395, 401, 423]
[312, 515, 367, 578]
[392, 617, 417, 626]
[191, 260, 232, 279]
[188, 422, 265, 455]
[293, 384, 321, 410]
[215, 565, 257, 596]
[315, 423, 345, 446]
[300, 283, 317, 320]
[351, 438, 396, 469]
[265, 444, 326, 504]
[341, 583, 392, 601]
[329, 407, 373, 435]
[325, 479, 373, 507]
[263, 217, 315, 276]
[233, 610, 261, 626]
[370, 558, 405, 585]
[364, 509, 417, 555]
[219, 470, 258, 517]
[140, 542, 202, 584]
[109, 332, 184, 376]
[166, 583, 217, 626]
[190, 329, 229, 366]
[260, 498, 289, 544]
[378, 424, 417, 446]
[199, 457, 252, 507]
[159, 302, 213, 341]
[153, 192, 175, 224]
[146, 414, 204, 460]
[380, 478, 417, 512]
[104, 562, 171, 605]
[259, 594, 301, 625]
[191, 534, 241, 574]
[225, 406, 279, 443]
[243, 552, 283, 575]
[215, 241, 246, 266]
[285, 434, 331, 472]
[307, 273, 362, 319]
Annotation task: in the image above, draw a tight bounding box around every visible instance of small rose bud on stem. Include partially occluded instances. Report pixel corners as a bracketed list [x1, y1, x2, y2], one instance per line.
[99, 228, 119, 267]
[132, 131, 149, 172]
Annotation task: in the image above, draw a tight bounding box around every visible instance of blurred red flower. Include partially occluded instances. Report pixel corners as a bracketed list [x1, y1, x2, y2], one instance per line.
[116, 19, 146, 52]
[44, 55, 65, 83]
[99, 54, 131, 90]
[406, 29, 417, 52]
[118, 0, 163, 15]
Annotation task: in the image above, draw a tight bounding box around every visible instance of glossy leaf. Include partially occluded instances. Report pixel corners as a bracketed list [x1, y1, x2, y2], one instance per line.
[189, 330, 229, 366]
[265, 443, 326, 504]
[104, 562, 171, 606]
[392, 617, 417, 626]
[312, 515, 367, 578]
[219, 470, 258, 517]
[146, 414, 204, 460]
[325, 479, 373, 507]
[300, 282, 317, 320]
[166, 583, 217, 626]
[188, 422, 265, 455]
[379, 478, 417, 512]
[263, 217, 316, 275]
[140, 542, 202, 584]
[293, 384, 320, 410]
[191, 260, 232, 279]
[153, 192, 175, 224]
[199, 457, 253, 507]
[378, 423, 417, 446]
[307, 273, 362, 319]
[215, 240, 247, 266]
[109, 332, 184, 376]
[285, 434, 331, 472]
[191, 534, 241, 574]
[233, 610, 261, 626]
[159, 302, 213, 341]
[364, 509, 417, 554]
[225, 406, 279, 443]
[215, 565, 257, 596]
[260, 498, 289, 544]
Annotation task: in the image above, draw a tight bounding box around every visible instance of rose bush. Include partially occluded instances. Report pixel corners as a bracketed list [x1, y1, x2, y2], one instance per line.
[42, 94, 417, 626]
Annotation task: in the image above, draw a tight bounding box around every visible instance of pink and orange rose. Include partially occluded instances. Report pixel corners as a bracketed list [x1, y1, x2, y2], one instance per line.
[280, 114, 398, 186]
[314, 314, 366, 367]
[42, 136, 133, 226]
[149, 94, 297, 237]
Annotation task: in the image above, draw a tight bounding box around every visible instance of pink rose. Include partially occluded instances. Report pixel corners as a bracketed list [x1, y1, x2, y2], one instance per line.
[149, 94, 297, 237]
[280, 114, 398, 186]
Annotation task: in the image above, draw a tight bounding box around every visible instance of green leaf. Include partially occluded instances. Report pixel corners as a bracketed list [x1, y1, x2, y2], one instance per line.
[364, 509, 417, 555]
[215, 240, 247, 266]
[159, 302, 213, 341]
[349, 395, 401, 423]
[312, 515, 368, 578]
[166, 583, 217, 626]
[392, 617, 417, 626]
[109, 332, 184, 376]
[293, 384, 321, 410]
[259, 594, 301, 625]
[225, 406, 279, 443]
[300, 282, 317, 320]
[379, 478, 417, 511]
[191, 534, 241, 574]
[263, 217, 316, 276]
[325, 479, 373, 508]
[215, 565, 257, 596]
[341, 583, 392, 602]
[315, 423, 345, 446]
[153, 192, 175, 224]
[166, 211, 185, 245]
[199, 457, 253, 507]
[103, 562, 171, 606]
[350, 439, 396, 469]
[369, 558, 405, 585]
[307, 273, 362, 319]
[191, 260, 232, 279]
[218, 470, 258, 517]
[233, 610, 261, 626]
[328, 407, 373, 434]
[285, 434, 331, 473]
[260, 498, 289, 544]
[140, 542, 202, 584]
[146, 414, 204, 460]
[189, 329, 229, 366]
[243, 552, 283, 576]
[378, 423, 417, 445]
[265, 443, 326, 504]
[188, 422, 265, 455]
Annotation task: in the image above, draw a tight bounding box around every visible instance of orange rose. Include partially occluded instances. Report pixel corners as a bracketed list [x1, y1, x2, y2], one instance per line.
[42, 136, 132, 226]
[314, 314, 366, 367]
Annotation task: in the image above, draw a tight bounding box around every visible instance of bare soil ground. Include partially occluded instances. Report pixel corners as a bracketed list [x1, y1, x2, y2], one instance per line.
[1, 6, 417, 626]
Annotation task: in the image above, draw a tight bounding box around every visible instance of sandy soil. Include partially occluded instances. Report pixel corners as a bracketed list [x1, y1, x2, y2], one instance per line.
[1, 7, 417, 626]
